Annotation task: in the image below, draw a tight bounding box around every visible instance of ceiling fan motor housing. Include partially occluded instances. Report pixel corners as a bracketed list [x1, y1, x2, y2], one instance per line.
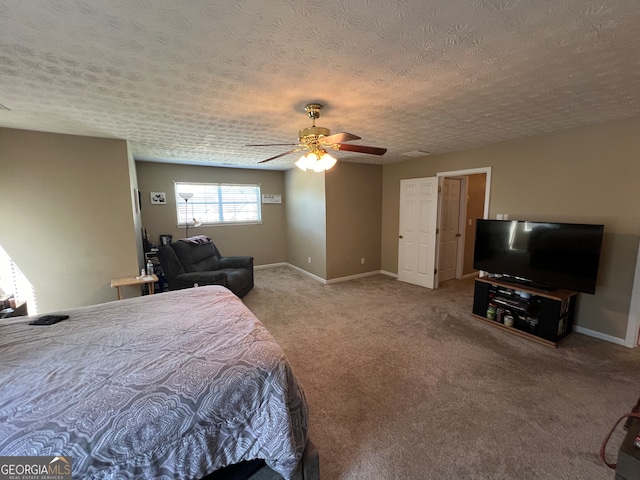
[298, 126, 331, 142]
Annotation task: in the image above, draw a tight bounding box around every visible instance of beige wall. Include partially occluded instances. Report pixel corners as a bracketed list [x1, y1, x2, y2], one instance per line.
[382, 117, 640, 340]
[135, 161, 287, 265]
[285, 168, 327, 279]
[325, 162, 382, 279]
[0, 128, 140, 312]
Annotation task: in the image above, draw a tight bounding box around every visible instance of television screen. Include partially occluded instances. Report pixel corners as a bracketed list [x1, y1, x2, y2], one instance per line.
[473, 220, 604, 294]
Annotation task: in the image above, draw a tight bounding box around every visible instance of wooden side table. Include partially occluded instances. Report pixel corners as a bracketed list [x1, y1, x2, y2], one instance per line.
[111, 274, 159, 300]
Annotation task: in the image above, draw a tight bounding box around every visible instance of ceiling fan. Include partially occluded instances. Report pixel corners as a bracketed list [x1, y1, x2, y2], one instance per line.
[247, 103, 387, 171]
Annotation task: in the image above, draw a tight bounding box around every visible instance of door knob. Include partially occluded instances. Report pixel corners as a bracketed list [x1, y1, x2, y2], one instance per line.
[399, 235, 403, 239]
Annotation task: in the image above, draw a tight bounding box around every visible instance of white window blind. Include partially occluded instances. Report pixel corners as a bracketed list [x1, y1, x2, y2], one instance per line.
[175, 182, 262, 226]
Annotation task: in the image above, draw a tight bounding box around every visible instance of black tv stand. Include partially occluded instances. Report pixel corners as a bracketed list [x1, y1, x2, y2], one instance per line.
[489, 275, 556, 293]
[472, 277, 578, 347]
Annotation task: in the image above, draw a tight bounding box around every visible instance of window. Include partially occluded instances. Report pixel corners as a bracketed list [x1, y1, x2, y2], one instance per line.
[175, 182, 261, 226]
[0, 244, 37, 315]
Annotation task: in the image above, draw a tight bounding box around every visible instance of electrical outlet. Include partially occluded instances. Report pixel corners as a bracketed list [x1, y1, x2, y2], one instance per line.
[307, 257, 311, 264]
[361, 257, 365, 264]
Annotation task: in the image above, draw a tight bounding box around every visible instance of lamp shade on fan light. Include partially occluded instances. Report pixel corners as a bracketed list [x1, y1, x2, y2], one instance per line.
[295, 151, 337, 172]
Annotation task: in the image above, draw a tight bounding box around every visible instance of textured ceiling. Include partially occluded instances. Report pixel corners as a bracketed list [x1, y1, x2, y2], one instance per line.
[0, 0, 639, 170]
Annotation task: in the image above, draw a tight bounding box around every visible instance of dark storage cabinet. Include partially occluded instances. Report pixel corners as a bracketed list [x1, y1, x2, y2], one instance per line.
[472, 277, 578, 347]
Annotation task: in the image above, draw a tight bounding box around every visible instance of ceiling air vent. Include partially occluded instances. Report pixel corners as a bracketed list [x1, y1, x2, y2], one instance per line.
[401, 150, 431, 157]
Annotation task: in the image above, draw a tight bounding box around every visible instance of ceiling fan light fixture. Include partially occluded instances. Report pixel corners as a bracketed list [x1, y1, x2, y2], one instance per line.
[295, 152, 316, 171]
[252, 102, 386, 168]
[295, 150, 336, 172]
[317, 152, 336, 171]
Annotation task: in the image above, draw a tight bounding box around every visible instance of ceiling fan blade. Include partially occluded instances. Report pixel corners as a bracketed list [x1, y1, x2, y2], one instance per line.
[334, 143, 387, 155]
[322, 132, 361, 144]
[246, 143, 298, 147]
[258, 149, 301, 164]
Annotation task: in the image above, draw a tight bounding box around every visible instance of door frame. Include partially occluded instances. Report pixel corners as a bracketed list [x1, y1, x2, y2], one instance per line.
[435, 167, 492, 286]
[626, 244, 640, 347]
[437, 177, 465, 282]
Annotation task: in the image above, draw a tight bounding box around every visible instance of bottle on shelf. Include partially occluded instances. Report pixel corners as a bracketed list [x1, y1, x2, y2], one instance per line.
[487, 302, 497, 320]
[146, 260, 154, 276]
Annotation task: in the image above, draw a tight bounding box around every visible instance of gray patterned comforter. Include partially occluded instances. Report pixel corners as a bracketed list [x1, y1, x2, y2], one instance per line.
[0, 286, 308, 479]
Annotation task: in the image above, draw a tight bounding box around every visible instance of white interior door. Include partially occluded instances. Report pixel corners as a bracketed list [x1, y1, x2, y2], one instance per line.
[438, 178, 461, 282]
[398, 177, 439, 289]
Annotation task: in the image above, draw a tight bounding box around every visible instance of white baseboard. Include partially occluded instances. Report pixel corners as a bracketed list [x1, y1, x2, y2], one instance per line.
[460, 272, 480, 280]
[254, 262, 288, 270]
[271, 264, 392, 285]
[325, 270, 385, 284]
[255, 262, 326, 283]
[286, 263, 327, 284]
[378, 270, 476, 281]
[573, 325, 626, 346]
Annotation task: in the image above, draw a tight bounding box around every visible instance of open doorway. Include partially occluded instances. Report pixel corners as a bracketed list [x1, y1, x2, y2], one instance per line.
[436, 167, 491, 287]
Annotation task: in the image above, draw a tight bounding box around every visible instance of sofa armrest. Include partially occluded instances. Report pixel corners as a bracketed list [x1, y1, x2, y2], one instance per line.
[219, 256, 254, 270]
[157, 246, 185, 282]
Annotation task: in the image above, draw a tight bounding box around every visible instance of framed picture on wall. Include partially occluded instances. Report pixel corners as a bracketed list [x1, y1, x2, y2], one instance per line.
[262, 194, 282, 204]
[150, 192, 167, 204]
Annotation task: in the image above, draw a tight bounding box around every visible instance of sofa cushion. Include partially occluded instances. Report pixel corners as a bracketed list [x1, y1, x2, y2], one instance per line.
[172, 242, 220, 272]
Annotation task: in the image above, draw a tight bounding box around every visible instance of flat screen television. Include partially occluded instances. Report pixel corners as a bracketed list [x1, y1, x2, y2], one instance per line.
[473, 220, 605, 294]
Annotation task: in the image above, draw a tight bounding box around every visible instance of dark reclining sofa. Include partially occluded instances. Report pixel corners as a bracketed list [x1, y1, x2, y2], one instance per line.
[157, 238, 254, 298]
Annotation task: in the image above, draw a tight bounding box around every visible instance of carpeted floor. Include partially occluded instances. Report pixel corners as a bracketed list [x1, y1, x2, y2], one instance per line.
[242, 266, 640, 480]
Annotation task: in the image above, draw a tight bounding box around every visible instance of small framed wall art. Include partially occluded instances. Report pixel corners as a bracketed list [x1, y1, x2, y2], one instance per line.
[262, 194, 282, 204]
[150, 192, 167, 204]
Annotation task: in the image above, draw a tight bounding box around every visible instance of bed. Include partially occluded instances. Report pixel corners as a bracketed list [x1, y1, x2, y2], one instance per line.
[0, 286, 310, 479]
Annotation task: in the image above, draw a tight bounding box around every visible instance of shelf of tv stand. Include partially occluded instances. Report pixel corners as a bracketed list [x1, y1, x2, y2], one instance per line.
[475, 277, 577, 301]
[472, 277, 578, 348]
[470, 313, 570, 348]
